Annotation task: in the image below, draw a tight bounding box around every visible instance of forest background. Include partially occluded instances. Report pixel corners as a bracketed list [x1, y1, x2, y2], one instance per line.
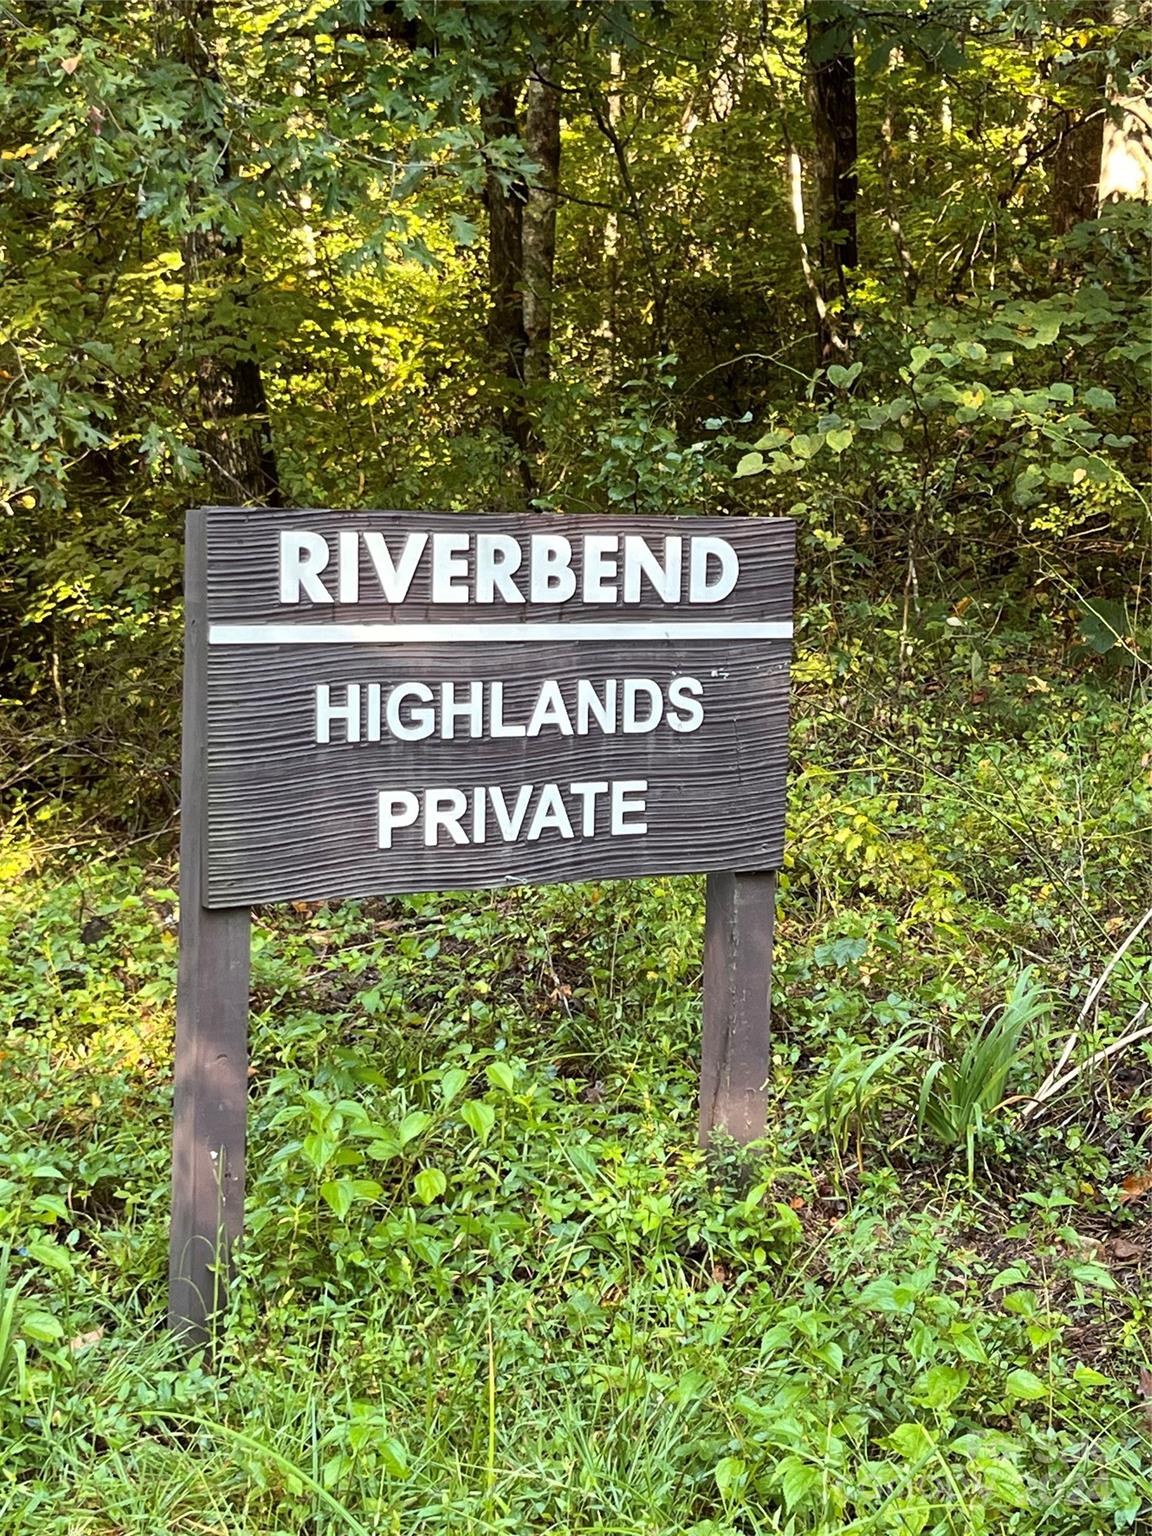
[1, 2, 1151, 1533]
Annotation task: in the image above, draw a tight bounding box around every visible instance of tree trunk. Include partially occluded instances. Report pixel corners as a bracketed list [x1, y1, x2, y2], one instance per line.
[1049, 3, 1108, 235]
[522, 69, 562, 387]
[804, 0, 857, 359]
[163, 1, 280, 505]
[1051, 111, 1107, 232]
[481, 82, 533, 493]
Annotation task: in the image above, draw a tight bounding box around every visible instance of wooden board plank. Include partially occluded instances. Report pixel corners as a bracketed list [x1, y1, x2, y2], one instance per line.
[699, 871, 776, 1145]
[168, 509, 251, 1343]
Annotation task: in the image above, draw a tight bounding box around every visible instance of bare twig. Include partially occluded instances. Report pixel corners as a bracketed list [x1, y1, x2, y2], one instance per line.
[1019, 1005, 1152, 1124]
[1033, 903, 1152, 1107]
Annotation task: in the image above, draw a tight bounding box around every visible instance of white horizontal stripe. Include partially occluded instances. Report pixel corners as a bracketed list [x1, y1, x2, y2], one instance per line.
[209, 621, 793, 646]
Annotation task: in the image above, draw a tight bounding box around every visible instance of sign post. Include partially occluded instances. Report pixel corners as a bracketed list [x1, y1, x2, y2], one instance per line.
[168, 511, 250, 1342]
[170, 507, 794, 1337]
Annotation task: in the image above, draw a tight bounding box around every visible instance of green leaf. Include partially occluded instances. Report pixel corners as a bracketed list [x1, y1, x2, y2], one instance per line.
[777, 1455, 819, 1510]
[398, 1111, 431, 1147]
[486, 1061, 516, 1095]
[413, 1167, 447, 1205]
[734, 451, 764, 478]
[320, 1178, 383, 1220]
[989, 1265, 1029, 1292]
[460, 1099, 496, 1143]
[21, 1311, 64, 1343]
[1013, 465, 1045, 506]
[1078, 599, 1127, 655]
[1082, 386, 1116, 410]
[886, 1422, 936, 1460]
[1047, 382, 1074, 404]
[914, 1364, 969, 1410]
[825, 427, 854, 454]
[1068, 1261, 1117, 1291]
[856, 1277, 911, 1313]
[30, 1194, 70, 1223]
[380, 1437, 409, 1477]
[714, 1455, 746, 1498]
[826, 361, 862, 388]
[25, 1240, 74, 1274]
[1005, 1367, 1047, 1401]
[439, 1068, 467, 1104]
[790, 433, 820, 460]
[448, 213, 477, 246]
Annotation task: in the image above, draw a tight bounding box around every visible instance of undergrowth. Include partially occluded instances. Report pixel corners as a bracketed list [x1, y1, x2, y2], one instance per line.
[1, 622, 1151, 1534]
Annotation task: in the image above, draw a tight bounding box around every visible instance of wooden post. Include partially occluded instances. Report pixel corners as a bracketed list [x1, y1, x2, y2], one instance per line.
[700, 871, 776, 1146]
[169, 509, 250, 1342]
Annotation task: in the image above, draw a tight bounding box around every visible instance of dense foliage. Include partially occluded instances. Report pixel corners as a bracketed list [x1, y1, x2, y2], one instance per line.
[1, 0, 1150, 1532]
[2, 0, 1148, 817]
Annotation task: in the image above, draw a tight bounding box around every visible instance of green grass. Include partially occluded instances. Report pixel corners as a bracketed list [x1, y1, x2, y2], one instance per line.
[2, 631, 1151, 1533]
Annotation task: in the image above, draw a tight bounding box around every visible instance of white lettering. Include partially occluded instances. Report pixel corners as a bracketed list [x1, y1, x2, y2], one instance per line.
[623, 535, 682, 603]
[363, 531, 427, 603]
[570, 780, 609, 836]
[280, 531, 333, 604]
[575, 679, 617, 735]
[583, 534, 619, 603]
[475, 533, 525, 604]
[386, 682, 435, 741]
[366, 682, 381, 741]
[315, 683, 360, 743]
[490, 785, 534, 840]
[666, 676, 704, 733]
[527, 679, 573, 737]
[440, 680, 485, 739]
[611, 780, 648, 836]
[526, 783, 575, 840]
[529, 535, 577, 602]
[425, 788, 469, 845]
[338, 529, 359, 602]
[472, 786, 487, 843]
[378, 790, 419, 848]
[688, 536, 739, 603]
[489, 681, 526, 738]
[621, 678, 662, 734]
[430, 533, 471, 602]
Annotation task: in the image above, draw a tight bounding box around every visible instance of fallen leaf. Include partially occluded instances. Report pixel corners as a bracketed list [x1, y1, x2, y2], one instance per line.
[69, 1327, 103, 1352]
[60, 55, 81, 74]
[1118, 1168, 1152, 1204]
[1112, 1238, 1142, 1261]
[1066, 1230, 1107, 1261]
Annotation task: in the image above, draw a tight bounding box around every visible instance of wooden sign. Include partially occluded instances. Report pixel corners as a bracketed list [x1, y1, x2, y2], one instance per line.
[199, 508, 792, 902]
[171, 507, 794, 1340]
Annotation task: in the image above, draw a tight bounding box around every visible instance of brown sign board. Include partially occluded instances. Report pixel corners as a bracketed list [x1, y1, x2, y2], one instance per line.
[195, 508, 795, 906]
[171, 506, 794, 1342]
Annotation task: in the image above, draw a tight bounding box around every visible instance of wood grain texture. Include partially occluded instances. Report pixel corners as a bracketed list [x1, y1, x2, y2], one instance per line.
[700, 871, 776, 1145]
[169, 508, 250, 1343]
[196, 508, 794, 906]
